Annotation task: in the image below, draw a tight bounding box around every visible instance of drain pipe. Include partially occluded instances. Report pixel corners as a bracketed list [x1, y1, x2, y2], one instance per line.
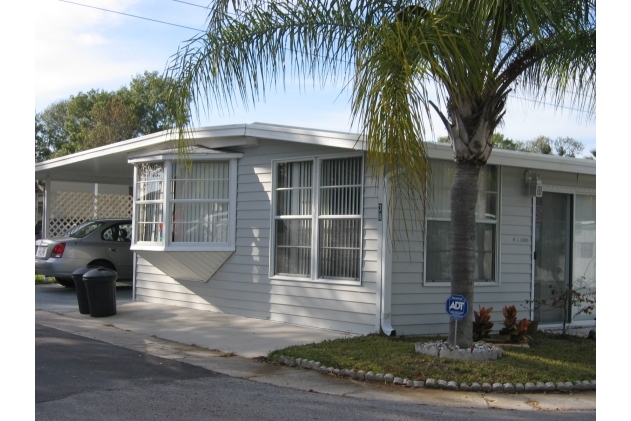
[379, 173, 396, 337]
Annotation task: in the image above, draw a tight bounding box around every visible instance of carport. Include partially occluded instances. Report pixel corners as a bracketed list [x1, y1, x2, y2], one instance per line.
[34, 125, 259, 238]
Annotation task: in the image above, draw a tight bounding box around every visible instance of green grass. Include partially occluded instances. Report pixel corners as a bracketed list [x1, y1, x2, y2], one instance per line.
[268, 332, 595, 384]
[35, 275, 56, 285]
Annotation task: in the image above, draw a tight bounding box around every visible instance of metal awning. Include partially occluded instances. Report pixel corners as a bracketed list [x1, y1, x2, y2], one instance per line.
[34, 125, 259, 185]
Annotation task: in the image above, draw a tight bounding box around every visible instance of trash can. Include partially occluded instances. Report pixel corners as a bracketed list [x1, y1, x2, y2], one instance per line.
[83, 268, 118, 317]
[71, 266, 96, 314]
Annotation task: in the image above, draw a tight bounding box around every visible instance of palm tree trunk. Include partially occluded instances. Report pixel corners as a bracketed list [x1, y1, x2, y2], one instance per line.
[448, 161, 481, 348]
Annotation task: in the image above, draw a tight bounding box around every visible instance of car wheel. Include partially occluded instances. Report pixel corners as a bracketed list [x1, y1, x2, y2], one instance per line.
[55, 277, 75, 288]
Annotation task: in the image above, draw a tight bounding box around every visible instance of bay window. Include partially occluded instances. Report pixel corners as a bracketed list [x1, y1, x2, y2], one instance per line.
[272, 155, 363, 282]
[130, 150, 240, 251]
[425, 160, 499, 284]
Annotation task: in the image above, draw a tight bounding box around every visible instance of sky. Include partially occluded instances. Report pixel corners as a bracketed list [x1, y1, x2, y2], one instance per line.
[33, 0, 597, 155]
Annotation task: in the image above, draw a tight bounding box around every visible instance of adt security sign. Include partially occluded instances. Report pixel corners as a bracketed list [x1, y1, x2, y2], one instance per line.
[446, 294, 469, 320]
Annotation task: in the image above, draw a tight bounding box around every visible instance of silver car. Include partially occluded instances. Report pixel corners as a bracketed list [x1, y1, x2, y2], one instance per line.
[35, 219, 133, 288]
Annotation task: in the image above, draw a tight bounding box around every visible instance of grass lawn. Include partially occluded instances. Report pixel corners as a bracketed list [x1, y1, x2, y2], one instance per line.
[268, 332, 595, 384]
[35, 275, 56, 285]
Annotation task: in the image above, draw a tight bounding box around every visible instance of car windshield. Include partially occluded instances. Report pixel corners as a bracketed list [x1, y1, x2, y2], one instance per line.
[65, 221, 105, 238]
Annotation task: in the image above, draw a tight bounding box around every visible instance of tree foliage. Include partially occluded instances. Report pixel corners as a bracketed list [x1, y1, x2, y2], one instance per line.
[440, 133, 587, 157]
[35, 71, 184, 161]
[164, 0, 595, 347]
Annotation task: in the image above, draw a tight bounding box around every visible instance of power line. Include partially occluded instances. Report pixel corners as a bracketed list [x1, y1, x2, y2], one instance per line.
[58, 1, 594, 116]
[58, 0, 203, 31]
[172, 0, 210, 9]
[507, 94, 593, 114]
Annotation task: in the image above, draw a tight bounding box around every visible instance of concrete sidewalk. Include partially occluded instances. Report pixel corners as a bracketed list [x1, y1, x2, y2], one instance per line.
[35, 284, 596, 412]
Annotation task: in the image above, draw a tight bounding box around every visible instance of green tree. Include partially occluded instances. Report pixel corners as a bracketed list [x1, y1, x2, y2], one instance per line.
[58, 89, 117, 156]
[552, 136, 585, 157]
[523, 135, 553, 154]
[165, 0, 595, 347]
[83, 95, 139, 150]
[35, 72, 186, 160]
[35, 100, 71, 162]
[121, 71, 179, 135]
[490, 133, 518, 151]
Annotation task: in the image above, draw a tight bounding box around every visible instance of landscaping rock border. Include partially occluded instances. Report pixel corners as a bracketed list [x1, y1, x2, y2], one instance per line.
[271, 354, 595, 394]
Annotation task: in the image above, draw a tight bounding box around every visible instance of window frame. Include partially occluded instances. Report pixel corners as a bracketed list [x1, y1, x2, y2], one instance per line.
[269, 153, 364, 285]
[423, 162, 501, 286]
[129, 153, 240, 252]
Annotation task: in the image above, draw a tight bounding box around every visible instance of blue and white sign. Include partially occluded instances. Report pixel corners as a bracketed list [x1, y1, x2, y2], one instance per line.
[445, 294, 469, 320]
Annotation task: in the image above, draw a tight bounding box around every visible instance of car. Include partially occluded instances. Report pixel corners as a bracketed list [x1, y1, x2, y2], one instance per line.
[35, 218, 133, 288]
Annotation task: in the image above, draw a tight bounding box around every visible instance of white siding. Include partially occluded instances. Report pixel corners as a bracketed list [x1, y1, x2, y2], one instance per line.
[135, 138, 378, 334]
[390, 165, 535, 335]
[135, 250, 232, 282]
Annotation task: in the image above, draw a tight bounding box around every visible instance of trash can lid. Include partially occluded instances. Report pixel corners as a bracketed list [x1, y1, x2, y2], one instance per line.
[83, 267, 118, 280]
[72, 266, 99, 277]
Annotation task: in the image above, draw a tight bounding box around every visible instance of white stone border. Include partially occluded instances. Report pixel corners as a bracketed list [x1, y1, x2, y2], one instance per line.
[271, 355, 596, 393]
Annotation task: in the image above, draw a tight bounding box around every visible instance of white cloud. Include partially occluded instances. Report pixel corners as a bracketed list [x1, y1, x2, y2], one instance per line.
[76, 33, 108, 46]
[35, 0, 155, 109]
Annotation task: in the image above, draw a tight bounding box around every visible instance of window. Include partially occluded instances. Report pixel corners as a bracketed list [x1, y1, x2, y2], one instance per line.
[102, 223, 132, 242]
[135, 163, 164, 243]
[425, 160, 499, 283]
[130, 152, 239, 252]
[272, 155, 363, 282]
[171, 161, 230, 243]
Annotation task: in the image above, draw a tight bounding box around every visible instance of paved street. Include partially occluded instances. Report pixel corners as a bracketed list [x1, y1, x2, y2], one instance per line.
[34, 283, 597, 420]
[36, 324, 595, 421]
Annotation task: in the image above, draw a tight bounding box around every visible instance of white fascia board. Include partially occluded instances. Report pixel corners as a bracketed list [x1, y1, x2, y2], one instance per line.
[487, 149, 596, 175]
[35, 130, 171, 172]
[129, 151, 243, 164]
[245, 123, 366, 150]
[423, 142, 596, 175]
[35, 125, 255, 173]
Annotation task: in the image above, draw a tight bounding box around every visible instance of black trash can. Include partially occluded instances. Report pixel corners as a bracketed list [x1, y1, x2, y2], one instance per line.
[71, 266, 96, 314]
[83, 268, 118, 317]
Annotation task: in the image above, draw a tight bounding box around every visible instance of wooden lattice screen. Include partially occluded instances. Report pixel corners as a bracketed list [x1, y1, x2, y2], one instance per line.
[47, 191, 133, 237]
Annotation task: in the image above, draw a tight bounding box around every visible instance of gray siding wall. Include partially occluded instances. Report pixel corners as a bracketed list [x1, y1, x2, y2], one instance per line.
[390, 165, 536, 335]
[135, 138, 379, 334]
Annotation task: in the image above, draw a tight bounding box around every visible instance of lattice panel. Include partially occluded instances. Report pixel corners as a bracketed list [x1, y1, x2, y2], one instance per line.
[47, 191, 132, 237]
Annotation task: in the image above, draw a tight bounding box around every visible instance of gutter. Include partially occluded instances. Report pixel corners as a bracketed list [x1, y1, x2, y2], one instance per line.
[379, 173, 396, 337]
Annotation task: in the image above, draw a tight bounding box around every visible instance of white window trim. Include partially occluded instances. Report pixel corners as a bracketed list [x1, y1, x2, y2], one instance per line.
[423, 164, 501, 287]
[130, 156, 239, 252]
[269, 153, 364, 285]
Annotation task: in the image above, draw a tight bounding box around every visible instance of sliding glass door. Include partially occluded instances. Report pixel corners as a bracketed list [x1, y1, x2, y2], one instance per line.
[534, 192, 596, 324]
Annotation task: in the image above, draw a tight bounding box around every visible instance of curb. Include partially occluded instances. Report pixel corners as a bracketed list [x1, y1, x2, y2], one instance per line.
[272, 355, 596, 394]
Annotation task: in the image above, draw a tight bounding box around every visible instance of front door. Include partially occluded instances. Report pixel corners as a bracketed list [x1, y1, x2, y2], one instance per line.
[534, 192, 572, 323]
[534, 192, 597, 324]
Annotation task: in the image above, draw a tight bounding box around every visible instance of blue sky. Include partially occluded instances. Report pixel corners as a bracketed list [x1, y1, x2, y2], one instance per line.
[34, 0, 596, 155]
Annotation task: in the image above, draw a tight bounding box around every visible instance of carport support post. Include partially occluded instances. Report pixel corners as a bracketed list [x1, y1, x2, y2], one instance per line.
[42, 177, 49, 239]
[94, 183, 99, 220]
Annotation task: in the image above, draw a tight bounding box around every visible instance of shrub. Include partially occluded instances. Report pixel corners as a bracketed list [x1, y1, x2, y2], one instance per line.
[472, 306, 494, 341]
[499, 305, 531, 343]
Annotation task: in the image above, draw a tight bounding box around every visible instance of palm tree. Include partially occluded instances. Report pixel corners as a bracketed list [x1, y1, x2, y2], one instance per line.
[165, 0, 595, 347]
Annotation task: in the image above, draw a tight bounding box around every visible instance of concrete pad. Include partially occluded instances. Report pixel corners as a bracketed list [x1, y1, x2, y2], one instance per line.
[72, 301, 354, 358]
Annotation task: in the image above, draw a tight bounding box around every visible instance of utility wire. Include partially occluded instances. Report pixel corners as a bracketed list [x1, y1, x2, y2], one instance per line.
[507, 95, 592, 114]
[60, 0, 594, 115]
[172, 0, 211, 9]
[58, 0, 203, 31]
